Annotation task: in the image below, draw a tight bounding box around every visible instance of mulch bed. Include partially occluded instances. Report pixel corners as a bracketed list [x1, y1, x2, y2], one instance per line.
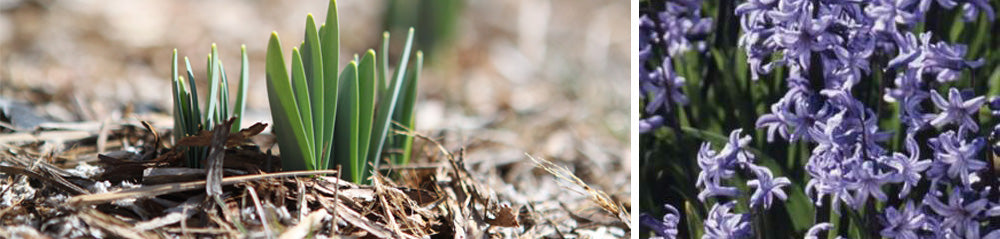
[0, 117, 629, 238]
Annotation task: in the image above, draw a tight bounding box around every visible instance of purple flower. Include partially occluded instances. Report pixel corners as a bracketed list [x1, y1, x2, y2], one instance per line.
[929, 87, 985, 133]
[640, 204, 680, 239]
[960, 0, 996, 22]
[880, 201, 925, 239]
[639, 115, 666, 134]
[703, 202, 753, 239]
[883, 135, 931, 197]
[756, 89, 829, 142]
[770, 1, 842, 70]
[805, 163, 858, 212]
[865, 0, 921, 34]
[927, 130, 986, 186]
[746, 165, 791, 209]
[989, 97, 1000, 117]
[804, 223, 834, 239]
[717, 129, 755, 165]
[912, 33, 984, 82]
[924, 188, 988, 238]
[696, 142, 741, 201]
[851, 161, 891, 209]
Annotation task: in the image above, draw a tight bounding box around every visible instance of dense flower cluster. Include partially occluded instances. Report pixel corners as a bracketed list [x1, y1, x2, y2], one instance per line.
[639, 0, 712, 133]
[639, 0, 997, 237]
[733, 0, 996, 236]
[696, 130, 789, 238]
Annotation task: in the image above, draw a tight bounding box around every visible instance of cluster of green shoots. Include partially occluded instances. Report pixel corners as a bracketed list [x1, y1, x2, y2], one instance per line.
[266, 0, 421, 183]
[170, 44, 249, 168]
[170, 0, 421, 184]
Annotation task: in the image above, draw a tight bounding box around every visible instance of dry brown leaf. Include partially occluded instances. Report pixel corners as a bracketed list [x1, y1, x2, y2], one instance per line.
[176, 122, 267, 148]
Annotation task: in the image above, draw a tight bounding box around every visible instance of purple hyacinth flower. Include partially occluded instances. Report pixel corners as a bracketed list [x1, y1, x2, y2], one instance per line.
[883, 135, 931, 197]
[639, 115, 666, 134]
[717, 129, 755, 165]
[696, 142, 741, 201]
[866, 0, 921, 34]
[989, 97, 1000, 117]
[770, 2, 842, 70]
[804, 223, 835, 239]
[928, 130, 986, 186]
[746, 165, 791, 209]
[851, 161, 891, 209]
[703, 202, 753, 239]
[913, 33, 984, 82]
[924, 188, 988, 238]
[960, 0, 996, 22]
[929, 88, 985, 133]
[640, 204, 680, 239]
[880, 201, 925, 239]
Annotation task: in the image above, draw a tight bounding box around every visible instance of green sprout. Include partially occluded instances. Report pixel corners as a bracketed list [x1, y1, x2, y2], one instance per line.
[171, 44, 249, 168]
[266, 0, 422, 183]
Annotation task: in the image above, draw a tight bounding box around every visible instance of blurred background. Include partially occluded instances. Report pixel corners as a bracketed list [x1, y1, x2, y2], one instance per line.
[0, 0, 629, 207]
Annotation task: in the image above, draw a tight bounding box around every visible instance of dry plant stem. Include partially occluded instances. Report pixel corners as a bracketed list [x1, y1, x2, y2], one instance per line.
[525, 153, 630, 229]
[68, 170, 338, 206]
[0, 165, 89, 195]
[245, 185, 274, 239]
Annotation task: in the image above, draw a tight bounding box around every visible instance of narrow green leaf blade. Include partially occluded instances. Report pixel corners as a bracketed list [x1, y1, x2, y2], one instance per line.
[320, 0, 341, 170]
[184, 57, 202, 131]
[392, 51, 422, 165]
[205, 44, 221, 127]
[303, 14, 327, 167]
[266, 32, 315, 170]
[171, 49, 184, 143]
[356, 50, 377, 167]
[369, 28, 415, 169]
[218, 59, 230, 123]
[334, 62, 360, 182]
[232, 45, 249, 132]
[378, 32, 390, 95]
[290, 48, 316, 169]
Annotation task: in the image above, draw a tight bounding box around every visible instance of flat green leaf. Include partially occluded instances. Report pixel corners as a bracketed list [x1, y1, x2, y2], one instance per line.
[303, 14, 327, 167]
[290, 48, 317, 169]
[391, 51, 422, 165]
[206, 44, 221, 127]
[378, 32, 390, 95]
[356, 50, 377, 168]
[218, 59, 230, 123]
[320, 0, 341, 170]
[184, 57, 202, 131]
[334, 62, 360, 182]
[369, 28, 415, 169]
[266, 32, 315, 170]
[232, 45, 249, 132]
[171, 49, 184, 143]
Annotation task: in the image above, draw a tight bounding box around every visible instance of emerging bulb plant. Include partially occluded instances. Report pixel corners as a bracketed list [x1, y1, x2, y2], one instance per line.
[264, 0, 422, 184]
[170, 44, 249, 168]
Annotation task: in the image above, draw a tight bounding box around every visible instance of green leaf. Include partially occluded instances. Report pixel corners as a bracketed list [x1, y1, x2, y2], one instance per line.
[357, 50, 377, 169]
[334, 62, 360, 182]
[369, 28, 415, 169]
[218, 59, 230, 123]
[290, 48, 317, 168]
[320, 0, 341, 171]
[205, 44, 221, 127]
[266, 32, 315, 170]
[303, 14, 327, 167]
[232, 45, 249, 132]
[379, 32, 390, 95]
[171, 49, 184, 143]
[184, 57, 202, 132]
[391, 51, 422, 165]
